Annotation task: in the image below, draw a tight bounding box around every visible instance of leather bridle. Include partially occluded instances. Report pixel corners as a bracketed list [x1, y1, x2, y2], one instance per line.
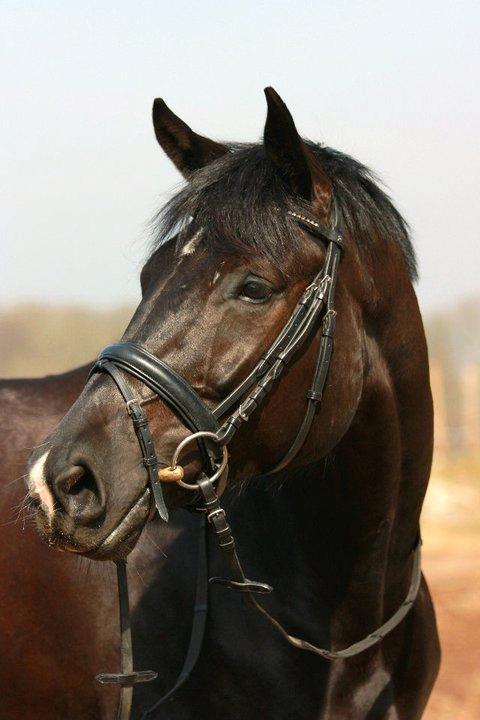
[90, 208, 422, 719]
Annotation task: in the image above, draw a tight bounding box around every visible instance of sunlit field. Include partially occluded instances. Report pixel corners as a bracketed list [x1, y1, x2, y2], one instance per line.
[422, 460, 480, 719]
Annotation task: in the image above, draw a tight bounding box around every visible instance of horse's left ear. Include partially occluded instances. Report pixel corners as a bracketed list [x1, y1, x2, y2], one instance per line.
[152, 98, 229, 178]
[263, 87, 332, 221]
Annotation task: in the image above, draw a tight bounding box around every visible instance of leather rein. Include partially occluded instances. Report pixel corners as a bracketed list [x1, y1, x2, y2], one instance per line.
[90, 208, 422, 719]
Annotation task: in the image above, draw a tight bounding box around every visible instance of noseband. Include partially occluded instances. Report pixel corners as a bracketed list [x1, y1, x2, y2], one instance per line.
[90, 208, 422, 719]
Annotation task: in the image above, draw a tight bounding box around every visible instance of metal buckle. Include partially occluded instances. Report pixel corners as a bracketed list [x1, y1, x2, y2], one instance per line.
[125, 399, 140, 416]
[315, 275, 331, 300]
[238, 405, 250, 422]
[207, 507, 226, 524]
[322, 308, 337, 324]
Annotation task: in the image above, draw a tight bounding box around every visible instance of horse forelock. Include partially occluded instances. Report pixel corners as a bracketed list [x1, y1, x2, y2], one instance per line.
[149, 142, 417, 281]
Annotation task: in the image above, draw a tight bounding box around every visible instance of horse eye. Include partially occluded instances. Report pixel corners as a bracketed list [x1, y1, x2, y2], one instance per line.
[239, 279, 273, 303]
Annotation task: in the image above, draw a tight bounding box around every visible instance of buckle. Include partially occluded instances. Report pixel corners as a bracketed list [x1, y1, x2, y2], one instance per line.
[207, 507, 226, 524]
[125, 399, 140, 416]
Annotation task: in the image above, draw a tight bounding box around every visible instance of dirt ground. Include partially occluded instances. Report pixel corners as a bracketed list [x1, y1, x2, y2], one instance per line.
[421, 472, 480, 719]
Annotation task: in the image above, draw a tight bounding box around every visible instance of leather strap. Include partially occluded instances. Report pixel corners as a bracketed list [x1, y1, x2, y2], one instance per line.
[198, 477, 272, 595]
[97, 360, 169, 521]
[91, 343, 222, 481]
[248, 538, 422, 660]
[198, 477, 423, 661]
[98, 521, 211, 720]
[96, 561, 158, 717]
[95, 342, 220, 439]
[140, 516, 210, 717]
[287, 210, 344, 247]
[215, 231, 343, 477]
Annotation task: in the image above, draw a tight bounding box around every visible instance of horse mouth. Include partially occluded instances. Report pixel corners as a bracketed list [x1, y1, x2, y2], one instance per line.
[89, 489, 152, 560]
[36, 489, 152, 561]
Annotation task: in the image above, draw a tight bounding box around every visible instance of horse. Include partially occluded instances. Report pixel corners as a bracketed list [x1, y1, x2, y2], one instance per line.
[0, 368, 208, 719]
[0, 367, 144, 720]
[26, 87, 440, 719]
[0, 365, 117, 719]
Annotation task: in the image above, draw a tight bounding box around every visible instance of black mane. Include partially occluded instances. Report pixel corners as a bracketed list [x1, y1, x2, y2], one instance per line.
[152, 142, 417, 280]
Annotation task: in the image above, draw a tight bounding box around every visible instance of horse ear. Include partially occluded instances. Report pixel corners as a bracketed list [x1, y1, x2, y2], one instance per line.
[152, 99, 229, 178]
[263, 87, 332, 221]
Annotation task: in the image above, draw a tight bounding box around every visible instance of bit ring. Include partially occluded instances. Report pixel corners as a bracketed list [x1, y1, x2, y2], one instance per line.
[170, 431, 228, 491]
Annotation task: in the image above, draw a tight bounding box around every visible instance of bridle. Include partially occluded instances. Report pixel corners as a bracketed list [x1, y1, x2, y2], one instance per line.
[90, 207, 422, 719]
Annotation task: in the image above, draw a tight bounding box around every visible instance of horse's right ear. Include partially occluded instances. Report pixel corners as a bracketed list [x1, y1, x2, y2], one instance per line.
[263, 87, 332, 221]
[152, 99, 229, 178]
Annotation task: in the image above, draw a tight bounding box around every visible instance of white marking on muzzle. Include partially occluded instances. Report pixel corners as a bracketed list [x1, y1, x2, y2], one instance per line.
[28, 450, 55, 518]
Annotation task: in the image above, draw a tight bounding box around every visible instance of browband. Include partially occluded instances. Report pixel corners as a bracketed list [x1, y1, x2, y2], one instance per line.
[287, 210, 344, 247]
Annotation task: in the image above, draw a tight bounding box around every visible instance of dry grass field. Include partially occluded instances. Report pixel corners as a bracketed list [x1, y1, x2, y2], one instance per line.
[422, 467, 480, 719]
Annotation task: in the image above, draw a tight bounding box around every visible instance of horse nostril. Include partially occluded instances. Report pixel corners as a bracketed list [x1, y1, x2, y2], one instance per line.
[53, 464, 105, 525]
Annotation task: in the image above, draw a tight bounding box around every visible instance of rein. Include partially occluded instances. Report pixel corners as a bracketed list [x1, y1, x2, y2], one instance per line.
[91, 209, 422, 719]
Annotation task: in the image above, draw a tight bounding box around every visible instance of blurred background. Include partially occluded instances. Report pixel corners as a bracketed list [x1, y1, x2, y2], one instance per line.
[1, 2, 479, 716]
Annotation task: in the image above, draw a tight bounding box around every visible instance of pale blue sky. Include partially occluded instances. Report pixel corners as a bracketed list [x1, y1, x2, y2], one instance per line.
[1, 1, 479, 312]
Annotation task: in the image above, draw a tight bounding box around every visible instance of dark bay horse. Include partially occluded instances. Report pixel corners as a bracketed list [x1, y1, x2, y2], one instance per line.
[26, 88, 440, 718]
[0, 367, 126, 719]
[0, 369, 209, 719]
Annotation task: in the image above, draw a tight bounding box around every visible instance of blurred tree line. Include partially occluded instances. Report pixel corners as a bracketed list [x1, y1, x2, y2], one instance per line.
[0, 303, 133, 377]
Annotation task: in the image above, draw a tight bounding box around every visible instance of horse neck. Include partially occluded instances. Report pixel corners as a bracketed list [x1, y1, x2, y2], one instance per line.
[324, 258, 432, 632]
[225, 268, 432, 642]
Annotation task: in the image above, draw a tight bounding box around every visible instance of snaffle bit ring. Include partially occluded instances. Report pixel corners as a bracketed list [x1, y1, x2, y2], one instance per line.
[159, 431, 228, 491]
